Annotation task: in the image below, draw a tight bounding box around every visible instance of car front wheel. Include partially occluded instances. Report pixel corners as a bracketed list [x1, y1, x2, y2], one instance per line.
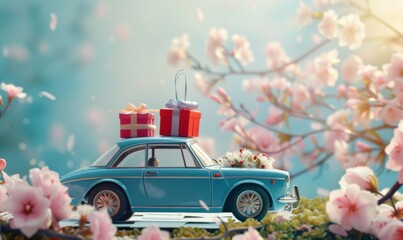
[88, 184, 131, 222]
[230, 186, 269, 222]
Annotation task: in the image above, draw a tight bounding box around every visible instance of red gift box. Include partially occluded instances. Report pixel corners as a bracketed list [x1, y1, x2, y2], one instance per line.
[119, 113, 156, 138]
[160, 108, 201, 137]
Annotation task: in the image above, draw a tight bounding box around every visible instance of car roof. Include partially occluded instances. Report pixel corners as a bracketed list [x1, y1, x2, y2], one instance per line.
[116, 136, 195, 149]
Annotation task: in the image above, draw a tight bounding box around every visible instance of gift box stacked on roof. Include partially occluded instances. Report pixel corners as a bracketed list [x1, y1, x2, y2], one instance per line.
[160, 70, 201, 137]
[119, 103, 156, 138]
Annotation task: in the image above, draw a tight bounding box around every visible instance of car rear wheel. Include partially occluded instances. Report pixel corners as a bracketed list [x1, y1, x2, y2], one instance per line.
[88, 184, 130, 222]
[230, 186, 269, 222]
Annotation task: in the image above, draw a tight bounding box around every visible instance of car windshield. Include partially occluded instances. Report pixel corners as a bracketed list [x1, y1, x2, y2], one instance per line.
[190, 142, 216, 167]
[91, 145, 119, 167]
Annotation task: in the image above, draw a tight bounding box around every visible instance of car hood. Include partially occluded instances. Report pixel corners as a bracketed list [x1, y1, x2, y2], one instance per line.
[61, 166, 102, 183]
[218, 167, 289, 180]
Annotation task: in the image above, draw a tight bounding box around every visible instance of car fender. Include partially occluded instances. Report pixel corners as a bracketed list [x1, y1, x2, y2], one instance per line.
[85, 178, 133, 205]
[224, 179, 273, 205]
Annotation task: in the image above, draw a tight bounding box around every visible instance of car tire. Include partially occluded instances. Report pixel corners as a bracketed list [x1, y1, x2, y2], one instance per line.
[230, 185, 269, 222]
[88, 183, 130, 222]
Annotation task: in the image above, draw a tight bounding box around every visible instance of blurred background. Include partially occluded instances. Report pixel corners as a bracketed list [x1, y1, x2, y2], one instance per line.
[0, 0, 401, 197]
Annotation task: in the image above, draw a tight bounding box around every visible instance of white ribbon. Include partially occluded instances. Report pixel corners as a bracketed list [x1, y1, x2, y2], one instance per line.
[165, 70, 199, 110]
[165, 99, 198, 110]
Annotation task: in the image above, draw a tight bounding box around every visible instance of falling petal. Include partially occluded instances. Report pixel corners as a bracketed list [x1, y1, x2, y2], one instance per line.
[29, 159, 37, 166]
[19, 142, 27, 151]
[2, 47, 9, 57]
[2, 45, 29, 61]
[66, 134, 75, 152]
[50, 12, 58, 31]
[197, 8, 204, 22]
[39, 91, 56, 101]
[199, 199, 210, 211]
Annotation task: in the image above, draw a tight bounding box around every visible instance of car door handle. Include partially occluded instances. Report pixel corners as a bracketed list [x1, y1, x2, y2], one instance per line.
[146, 171, 158, 176]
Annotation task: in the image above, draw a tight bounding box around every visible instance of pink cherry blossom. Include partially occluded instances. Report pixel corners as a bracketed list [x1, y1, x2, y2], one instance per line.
[217, 103, 236, 116]
[346, 88, 372, 128]
[326, 184, 378, 233]
[394, 79, 403, 104]
[89, 209, 117, 240]
[328, 224, 348, 237]
[242, 78, 267, 93]
[265, 42, 289, 69]
[338, 14, 365, 50]
[378, 201, 403, 219]
[270, 77, 291, 91]
[3, 172, 28, 194]
[1, 83, 27, 99]
[220, 117, 242, 132]
[50, 185, 72, 221]
[357, 64, 377, 82]
[377, 218, 403, 240]
[138, 224, 170, 240]
[355, 141, 371, 152]
[247, 127, 279, 153]
[327, 109, 350, 126]
[0, 185, 7, 201]
[338, 166, 378, 193]
[29, 167, 72, 221]
[336, 85, 347, 98]
[341, 55, 363, 83]
[206, 28, 228, 64]
[194, 73, 210, 95]
[378, 101, 403, 125]
[296, 2, 313, 27]
[29, 166, 62, 198]
[370, 215, 394, 237]
[290, 83, 311, 109]
[371, 70, 388, 92]
[387, 52, 403, 80]
[232, 34, 254, 65]
[318, 10, 338, 39]
[385, 122, 403, 183]
[307, 50, 339, 88]
[333, 140, 368, 169]
[0, 185, 51, 237]
[265, 107, 283, 126]
[217, 87, 229, 99]
[167, 34, 189, 66]
[232, 226, 263, 240]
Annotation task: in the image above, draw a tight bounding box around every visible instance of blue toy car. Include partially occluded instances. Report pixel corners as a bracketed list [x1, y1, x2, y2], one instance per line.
[61, 137, 299, 222]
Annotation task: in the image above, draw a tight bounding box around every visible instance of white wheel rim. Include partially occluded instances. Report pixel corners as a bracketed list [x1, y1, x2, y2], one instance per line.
[236, 190, 263, 218]
[93, 190, 121, 217]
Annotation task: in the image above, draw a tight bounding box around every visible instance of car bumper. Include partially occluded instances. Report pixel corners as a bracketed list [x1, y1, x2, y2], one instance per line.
[278, 185, 300, 210]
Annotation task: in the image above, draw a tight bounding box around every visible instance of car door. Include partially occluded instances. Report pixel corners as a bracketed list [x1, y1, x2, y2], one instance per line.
[109, 145, 148, 206]
[143, 143, 211, 207]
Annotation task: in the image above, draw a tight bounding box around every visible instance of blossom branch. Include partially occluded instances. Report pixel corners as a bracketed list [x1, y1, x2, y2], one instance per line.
[378, 181, 403, 205]
[291, 152, 333, 178]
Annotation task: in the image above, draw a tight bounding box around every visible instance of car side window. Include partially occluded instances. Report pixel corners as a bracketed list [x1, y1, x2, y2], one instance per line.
[182, 145, 197, 167]
[113, 145, 145, 168]
[147, 144, 197, 168]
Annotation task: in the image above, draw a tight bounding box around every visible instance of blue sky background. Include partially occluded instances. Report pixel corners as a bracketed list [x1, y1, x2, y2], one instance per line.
[0, 0, 399, 197]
